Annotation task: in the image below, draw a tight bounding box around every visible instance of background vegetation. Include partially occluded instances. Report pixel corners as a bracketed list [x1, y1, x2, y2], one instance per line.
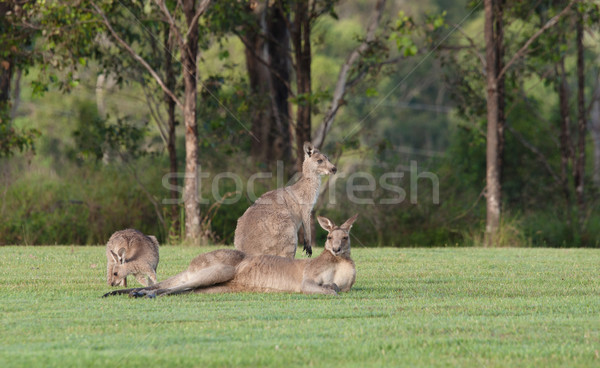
[1, 0, 599, 247]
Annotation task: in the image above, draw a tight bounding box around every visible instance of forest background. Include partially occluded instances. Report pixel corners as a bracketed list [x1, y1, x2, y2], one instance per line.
[1, 0, 599, 248]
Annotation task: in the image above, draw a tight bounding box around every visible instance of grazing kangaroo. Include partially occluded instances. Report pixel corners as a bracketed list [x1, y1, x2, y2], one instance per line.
[103, 214, 357, 298]
[106, 229, 160, 287]
[234, 142, 337, 258]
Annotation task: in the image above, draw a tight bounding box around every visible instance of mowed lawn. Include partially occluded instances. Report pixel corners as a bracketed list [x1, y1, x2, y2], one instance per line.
[1, 246, 599, 367]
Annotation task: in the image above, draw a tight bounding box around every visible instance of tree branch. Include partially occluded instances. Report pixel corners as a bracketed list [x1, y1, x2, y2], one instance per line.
[506, 123, 561, 185]
[139, 79, 169, 146]
[449, 186, 486, 223]
[312, 0, 387, 149]
[453, 24, 486, 73]
[497, 0, 576, 81]
[154, 0, 185, 51]
[235, 31, 295, 96]
[185, 0, 211, 40]
[91, 1, 183, 109]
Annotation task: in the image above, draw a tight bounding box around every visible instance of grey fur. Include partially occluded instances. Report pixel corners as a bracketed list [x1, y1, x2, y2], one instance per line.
[103, 215, 358, 298]
[234, 142, 337, 258]
[106, 229, 159, 287]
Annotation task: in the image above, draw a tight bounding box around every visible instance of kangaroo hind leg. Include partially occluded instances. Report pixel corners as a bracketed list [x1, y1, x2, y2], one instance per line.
[133, 265, 237, 298]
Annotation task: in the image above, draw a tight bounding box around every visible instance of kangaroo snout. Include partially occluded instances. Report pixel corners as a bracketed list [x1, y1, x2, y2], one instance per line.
[331, 167, 337, 174]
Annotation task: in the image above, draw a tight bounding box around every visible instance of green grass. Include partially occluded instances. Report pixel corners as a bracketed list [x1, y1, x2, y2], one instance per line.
[1, 246, 599, 367]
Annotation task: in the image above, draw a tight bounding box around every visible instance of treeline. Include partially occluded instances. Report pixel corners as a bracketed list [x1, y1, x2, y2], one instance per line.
[1, 1, 599, 246]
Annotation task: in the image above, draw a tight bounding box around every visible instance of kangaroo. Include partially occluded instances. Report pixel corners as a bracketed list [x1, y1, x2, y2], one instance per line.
[103, 214, 357, 298]
[106, 229, 160, 287]
[234, 142, 337, 258]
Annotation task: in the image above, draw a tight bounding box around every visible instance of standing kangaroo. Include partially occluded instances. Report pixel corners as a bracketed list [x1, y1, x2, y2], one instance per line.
[234, 142, 337, 258]
[106, 229, 160, 287]
[103, 214, 358, 298]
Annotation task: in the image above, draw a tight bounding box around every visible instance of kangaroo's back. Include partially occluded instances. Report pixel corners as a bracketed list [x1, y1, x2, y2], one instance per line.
[127, 233, 159, 268]
[106, 229, 160, 287]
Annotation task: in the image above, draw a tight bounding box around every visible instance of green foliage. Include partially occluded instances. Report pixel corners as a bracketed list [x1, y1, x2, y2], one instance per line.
[430, 0, 600, 246]
[462, 214, 532, 247]
[69, 101, 148, 162]
[0, 114, 40, 157]
[427, 11, 447, 31]
[2, 0, 599, 248]
[391, 11, 419, 57]
[289, 90, 332, 112]
[0, 0, 102, 156]
[2, 247, 600, 367]
[0, 160, 166, 245]
[391, 9, 447, 57]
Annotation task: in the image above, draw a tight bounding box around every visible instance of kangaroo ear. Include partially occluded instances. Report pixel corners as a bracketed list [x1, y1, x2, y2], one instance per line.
[109, 250, 119, 263]
[304, 142, 315, 157]
[340, 214, 359, 231]
[148, 235, 158, 246]
[317, 216, 335, 232]
[117, 247, 127, 263]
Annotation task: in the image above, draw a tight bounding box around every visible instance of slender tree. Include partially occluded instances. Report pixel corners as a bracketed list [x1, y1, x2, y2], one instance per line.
[92, 0, 211, 244]
[482, 0, 575, 244]
[240, 1, 292, 165]
[483, 0, 501, 244]
[241, 0, 388, 170]
[291, 0, 312, 171]
[591, 81, 600, 188]
[163, 22, 180, 232]
[574, 6, 587, 227]
[94, 7, 182, 234]
[557, 57, 574, 224]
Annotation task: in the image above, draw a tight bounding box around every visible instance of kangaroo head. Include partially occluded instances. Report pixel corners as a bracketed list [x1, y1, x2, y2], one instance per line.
[317, 214, 358, 256]
[108, 247, 129, 286]
[303, 142, 337, 176]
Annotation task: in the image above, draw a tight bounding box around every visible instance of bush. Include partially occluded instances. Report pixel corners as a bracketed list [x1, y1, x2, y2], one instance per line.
[0, 158, 165, 245]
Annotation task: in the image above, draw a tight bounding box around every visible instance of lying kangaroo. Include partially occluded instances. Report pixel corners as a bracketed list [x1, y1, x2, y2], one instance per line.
[234, 142, 337, 258]
[103, 214, 357, 298]
[106, 229, 160, 287]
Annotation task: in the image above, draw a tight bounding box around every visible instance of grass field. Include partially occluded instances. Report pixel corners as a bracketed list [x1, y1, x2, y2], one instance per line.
[1, 246, 599, 367]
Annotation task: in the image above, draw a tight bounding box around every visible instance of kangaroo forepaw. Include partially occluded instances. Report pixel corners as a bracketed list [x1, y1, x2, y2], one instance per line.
[324, 283, 340, 293]
[103, 288, 137, 298]
[129, 289, 157, 299]
[303, 242, 312, 257]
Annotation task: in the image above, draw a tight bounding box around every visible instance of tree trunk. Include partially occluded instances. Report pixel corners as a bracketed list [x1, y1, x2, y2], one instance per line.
[243, 2, 292, 166]
[244, 5, 271, 162]
[268, 2, 292, 163]
[182, 0, 202, 244]
[164, 23, 179, 233]
[591, 82, 600, 188]
[574, 12, 586, 228]
[557, 59, 573, 227]
[0, 53, 12, 117]
[292, 0, 312, 172]
[484, 0, 501, 245]
[494, 0, 505, 182]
